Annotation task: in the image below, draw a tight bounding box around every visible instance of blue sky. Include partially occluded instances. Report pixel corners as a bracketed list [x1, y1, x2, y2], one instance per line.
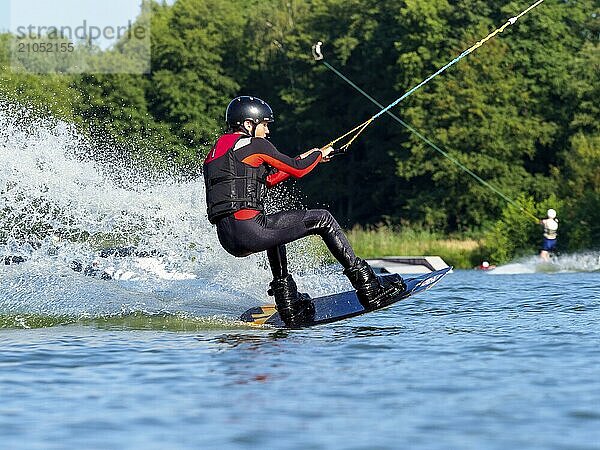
[0, 0, 9, 33]
[2, 0, 167, 48]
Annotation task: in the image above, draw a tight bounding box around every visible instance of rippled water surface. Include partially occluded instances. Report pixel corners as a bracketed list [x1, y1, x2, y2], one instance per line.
[2, 270, 599, 450]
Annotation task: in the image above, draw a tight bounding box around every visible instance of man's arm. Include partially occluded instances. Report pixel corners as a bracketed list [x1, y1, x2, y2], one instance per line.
[266, 170, 291, 187]
[241, 138, 322, 178]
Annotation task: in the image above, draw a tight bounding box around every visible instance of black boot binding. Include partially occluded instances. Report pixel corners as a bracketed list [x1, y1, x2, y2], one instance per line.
[344, 259, 406, 310]
[268, 274, 315, 327]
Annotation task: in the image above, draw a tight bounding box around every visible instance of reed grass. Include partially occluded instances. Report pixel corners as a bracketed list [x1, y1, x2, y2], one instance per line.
[345, 226, 484, 269]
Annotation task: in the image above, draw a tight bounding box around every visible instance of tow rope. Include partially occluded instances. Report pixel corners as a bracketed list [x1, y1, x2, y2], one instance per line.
[319, 0, 546, 157]
[314, 0, 545, 223]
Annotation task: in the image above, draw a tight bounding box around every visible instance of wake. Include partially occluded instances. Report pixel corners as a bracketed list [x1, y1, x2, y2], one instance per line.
[490, 252, 600, 275]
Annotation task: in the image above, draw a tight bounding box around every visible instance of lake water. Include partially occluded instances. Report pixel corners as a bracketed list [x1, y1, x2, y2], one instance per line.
[2, 267, 600, 450]
[2, 101, 600, 449]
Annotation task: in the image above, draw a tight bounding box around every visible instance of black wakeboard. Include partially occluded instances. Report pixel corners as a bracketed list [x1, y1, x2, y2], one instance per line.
[240, 267, 452, 328]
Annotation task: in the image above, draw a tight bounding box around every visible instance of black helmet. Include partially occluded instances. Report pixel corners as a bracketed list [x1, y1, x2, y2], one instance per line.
[226, 96, 274, 129]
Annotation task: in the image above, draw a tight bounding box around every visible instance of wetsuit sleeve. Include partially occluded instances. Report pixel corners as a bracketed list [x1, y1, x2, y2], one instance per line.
[241, 138, 322, 178]
[266, 170, 291, 187]
[266, 154, 319, 187]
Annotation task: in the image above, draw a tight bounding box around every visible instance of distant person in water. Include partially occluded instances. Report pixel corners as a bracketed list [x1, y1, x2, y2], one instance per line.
[476, 261, 496, 271]
[540, 208, 559, 262]
[203, 96, 405, 327]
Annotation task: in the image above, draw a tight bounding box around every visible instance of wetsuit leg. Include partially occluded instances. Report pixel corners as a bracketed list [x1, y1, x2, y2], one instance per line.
[216, 209, 359, 269]
[302, 209, 358, 269]
[267, 245, 288, 279]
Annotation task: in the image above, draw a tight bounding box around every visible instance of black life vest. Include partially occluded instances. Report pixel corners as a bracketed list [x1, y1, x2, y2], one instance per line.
[203, 134, 269, 224]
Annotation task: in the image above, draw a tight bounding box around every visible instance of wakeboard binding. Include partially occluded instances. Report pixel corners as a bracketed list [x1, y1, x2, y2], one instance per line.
[268, 274, 315, 327]
[344, 259, 406, 310]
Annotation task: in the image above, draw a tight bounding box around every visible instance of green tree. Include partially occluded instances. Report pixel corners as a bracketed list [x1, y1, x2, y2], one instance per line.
[0, 33, 79, 120]
[148, 0, 243, 152]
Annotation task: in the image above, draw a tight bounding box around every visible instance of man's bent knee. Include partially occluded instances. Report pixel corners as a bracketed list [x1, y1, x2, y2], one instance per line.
[303, 209, 339, 232]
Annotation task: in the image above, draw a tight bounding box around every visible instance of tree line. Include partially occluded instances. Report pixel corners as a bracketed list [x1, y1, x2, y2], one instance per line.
[1, 0, 598, 261]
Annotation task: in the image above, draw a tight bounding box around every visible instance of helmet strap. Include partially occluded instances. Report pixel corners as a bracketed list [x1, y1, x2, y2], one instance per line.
[241, 120, 256, 137]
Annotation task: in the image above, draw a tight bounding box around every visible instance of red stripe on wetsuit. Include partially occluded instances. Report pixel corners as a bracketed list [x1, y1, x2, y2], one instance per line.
[235, 144, 321, 220]
[204, 134, 240, 164]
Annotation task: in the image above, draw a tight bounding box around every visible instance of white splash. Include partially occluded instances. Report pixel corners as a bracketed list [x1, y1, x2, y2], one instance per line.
[0, 101, 341, 317]
[490, 252, 600, 275]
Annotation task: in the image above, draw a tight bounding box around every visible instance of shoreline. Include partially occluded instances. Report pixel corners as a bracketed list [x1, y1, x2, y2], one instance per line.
[346, 226, 484, 270]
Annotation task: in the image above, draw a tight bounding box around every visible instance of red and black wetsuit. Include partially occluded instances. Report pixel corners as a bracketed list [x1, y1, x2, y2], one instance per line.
[204, 133, 358, 278]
